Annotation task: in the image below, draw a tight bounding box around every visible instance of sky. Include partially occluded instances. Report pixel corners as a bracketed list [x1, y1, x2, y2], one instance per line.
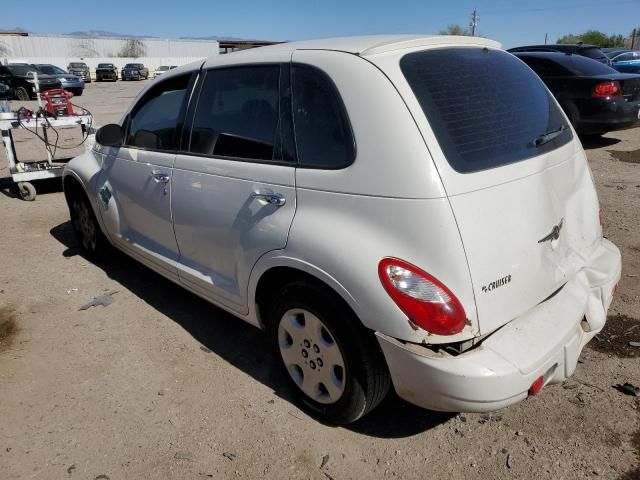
[2, 0, 639, 49]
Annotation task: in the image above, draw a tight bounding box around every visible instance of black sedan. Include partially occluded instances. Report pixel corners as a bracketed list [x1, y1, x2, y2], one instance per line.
[0, 64, 61, 100]
[513, 52, 640, 135]
[508, 44, 611, 65]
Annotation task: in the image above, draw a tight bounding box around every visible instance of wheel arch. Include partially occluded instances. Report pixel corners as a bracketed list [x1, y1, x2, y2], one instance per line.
[249, 256, 363, 331]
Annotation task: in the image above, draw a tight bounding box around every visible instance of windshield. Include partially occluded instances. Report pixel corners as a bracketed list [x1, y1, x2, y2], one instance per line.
[98, 64, 114, 68]
[7, 65, 37, 76]
[70, 63, 87, 68]
[38, 65, 67, 75]
[124, 64, 141, 68]
[401, 47, 572, 173]
[158, 66, 169, 71]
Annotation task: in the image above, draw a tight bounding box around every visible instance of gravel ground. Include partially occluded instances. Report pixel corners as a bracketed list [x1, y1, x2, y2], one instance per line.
[0, 80, 638, 480]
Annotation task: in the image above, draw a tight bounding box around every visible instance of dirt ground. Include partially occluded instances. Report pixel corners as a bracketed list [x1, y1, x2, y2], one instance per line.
[0, 80, 639, 480]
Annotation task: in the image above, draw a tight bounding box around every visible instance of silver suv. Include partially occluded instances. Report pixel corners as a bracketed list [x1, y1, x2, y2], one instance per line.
[63, 35, 621, 424]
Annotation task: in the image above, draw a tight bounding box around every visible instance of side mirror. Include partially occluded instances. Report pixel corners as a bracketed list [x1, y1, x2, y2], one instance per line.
[96, 123, 124, 147]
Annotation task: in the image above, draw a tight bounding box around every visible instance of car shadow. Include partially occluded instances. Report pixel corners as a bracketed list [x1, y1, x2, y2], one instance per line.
[50, 220, 452, 438]
[579, 135, 621, 150]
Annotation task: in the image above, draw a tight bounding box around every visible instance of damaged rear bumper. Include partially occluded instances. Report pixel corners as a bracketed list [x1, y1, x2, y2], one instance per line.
[376, 238, 621, 413]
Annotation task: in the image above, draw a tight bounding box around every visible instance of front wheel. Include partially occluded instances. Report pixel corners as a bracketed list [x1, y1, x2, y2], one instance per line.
[68, 191, 109, 258]
[269, 280, 390, 424]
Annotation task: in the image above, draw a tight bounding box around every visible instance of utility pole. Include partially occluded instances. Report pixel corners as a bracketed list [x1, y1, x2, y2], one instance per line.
[470, 10, 478, 36]
[632, 28, 637, 50]
[544, 33, 548, 45]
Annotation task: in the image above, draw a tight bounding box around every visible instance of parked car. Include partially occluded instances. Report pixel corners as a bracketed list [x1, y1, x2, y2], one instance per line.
[121, 63, 149, 80]
[67, 62, 91, 83]
[514, 51, 640, 135]
[610, 50, 640, 73]
[154, 65, 170, 78]
[35, 64, 84, 96]
[0, 64, 61, 100]
[603, 47, 630, 59]
[96, 63, 118, 82]
[63, 35, 621, 424]
[508, 44, 611, 65]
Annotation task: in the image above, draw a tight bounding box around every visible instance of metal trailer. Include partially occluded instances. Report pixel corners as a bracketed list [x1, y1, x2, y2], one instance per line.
[1, 112, 95, 200]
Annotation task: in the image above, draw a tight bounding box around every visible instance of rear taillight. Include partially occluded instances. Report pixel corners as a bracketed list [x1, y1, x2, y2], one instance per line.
[592, 81, 622, 98]
[378, 258, 467, 335]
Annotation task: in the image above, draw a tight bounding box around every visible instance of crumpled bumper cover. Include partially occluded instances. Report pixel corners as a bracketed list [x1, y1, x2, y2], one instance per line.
[377, 238, 621, 413]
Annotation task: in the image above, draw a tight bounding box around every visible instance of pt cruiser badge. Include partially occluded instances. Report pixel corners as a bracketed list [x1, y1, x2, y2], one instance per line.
[538, 218, 564, 244]
[482, 275, 512, 293]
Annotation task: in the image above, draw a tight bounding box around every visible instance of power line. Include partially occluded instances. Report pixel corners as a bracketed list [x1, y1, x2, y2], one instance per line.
[470, 10, 478, 36]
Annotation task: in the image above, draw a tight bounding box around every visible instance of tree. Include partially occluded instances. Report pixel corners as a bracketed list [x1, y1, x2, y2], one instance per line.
[557, 30, 627, 47]
[556, 34, 581, 44]
[579, 30, 609, 46]
[118, 39, 146, 58]
[439, 24, 471, 36]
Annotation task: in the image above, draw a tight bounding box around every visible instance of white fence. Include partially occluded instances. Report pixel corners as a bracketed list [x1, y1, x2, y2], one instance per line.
[0, 34, 219, 58]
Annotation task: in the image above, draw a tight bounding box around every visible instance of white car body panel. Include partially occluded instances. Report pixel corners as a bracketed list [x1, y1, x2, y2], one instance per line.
[62, 35, 622, 414]
[172, 154, 296, 313]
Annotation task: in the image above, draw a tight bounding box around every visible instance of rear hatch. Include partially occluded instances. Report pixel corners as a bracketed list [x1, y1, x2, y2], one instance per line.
[397, 47, 602, 334]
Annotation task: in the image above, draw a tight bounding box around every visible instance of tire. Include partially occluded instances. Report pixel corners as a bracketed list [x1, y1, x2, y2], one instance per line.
[268, 280, 390, 424]
[14, 86, 30, 101]
[67, 188, 110, 258]
[17, 182, 36, 201]
[71, 89, 83, 96]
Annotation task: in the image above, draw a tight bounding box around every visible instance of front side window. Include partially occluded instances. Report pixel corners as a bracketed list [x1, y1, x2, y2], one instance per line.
[401, 47, 572, 173]
[124, 73, 191, 151]
[291, 64, 354, 169]
[190, 66, 281, 161]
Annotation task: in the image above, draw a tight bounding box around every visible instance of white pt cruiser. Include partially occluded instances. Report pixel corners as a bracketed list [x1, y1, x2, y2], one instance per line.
[63, 35, 621, 424]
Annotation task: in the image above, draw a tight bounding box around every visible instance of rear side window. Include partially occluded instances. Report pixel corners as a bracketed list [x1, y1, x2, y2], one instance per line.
[124, 73, 191, 151]
[292, 64, 354, 169]
[401, 48, 572, 173]
[190, 66, 281, 161]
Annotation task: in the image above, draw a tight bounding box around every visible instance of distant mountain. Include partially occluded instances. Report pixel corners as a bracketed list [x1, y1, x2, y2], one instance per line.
[1, 27, 267, 42]
[0, 27, 29, 33]
[67, 30, 151, 38]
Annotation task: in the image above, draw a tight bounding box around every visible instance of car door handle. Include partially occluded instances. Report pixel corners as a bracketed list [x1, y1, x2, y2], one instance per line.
[252, 192, 286, 207]
[151, 170, 170, 183]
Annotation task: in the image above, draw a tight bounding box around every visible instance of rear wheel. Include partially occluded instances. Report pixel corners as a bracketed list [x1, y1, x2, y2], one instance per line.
[268, 280, 390, 424]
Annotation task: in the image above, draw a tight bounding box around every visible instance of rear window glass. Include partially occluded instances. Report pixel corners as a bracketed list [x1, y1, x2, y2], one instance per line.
[580, 48, 607, 60]
[400, 47, 572, 173]
[562, 55, 618, 76]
